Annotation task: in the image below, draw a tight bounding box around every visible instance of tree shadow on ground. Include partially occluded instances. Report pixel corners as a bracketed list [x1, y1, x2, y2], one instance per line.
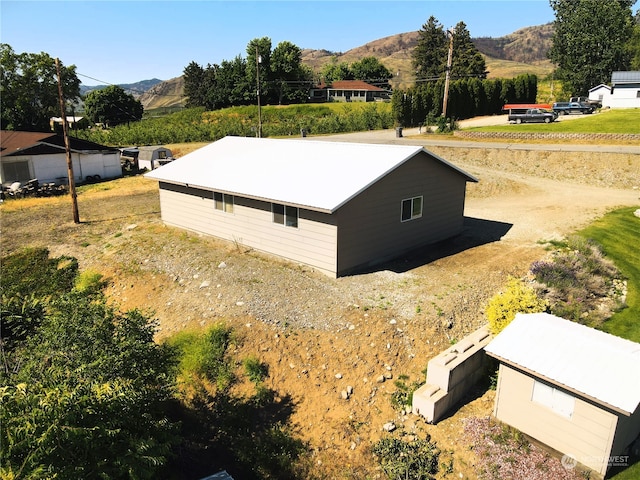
[164, 389, 309, 480]
[359, 216, 513, 275]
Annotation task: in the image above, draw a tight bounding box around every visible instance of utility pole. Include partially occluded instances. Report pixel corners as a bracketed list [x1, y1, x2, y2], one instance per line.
[442, 28, 454, 118]
[256, 45, 262, 138]
[55, 58, 80, 224]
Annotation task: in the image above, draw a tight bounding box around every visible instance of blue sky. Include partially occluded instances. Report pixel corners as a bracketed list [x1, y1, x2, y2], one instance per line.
[1, 0, 555, 85]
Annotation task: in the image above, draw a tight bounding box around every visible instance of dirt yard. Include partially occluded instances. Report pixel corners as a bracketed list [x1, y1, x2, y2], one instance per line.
[1, 139, 638, 479]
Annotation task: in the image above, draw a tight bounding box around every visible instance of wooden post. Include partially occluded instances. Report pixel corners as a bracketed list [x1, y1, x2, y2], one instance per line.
[442, 28, 454, 118]
[256, 45, 262, 138]
[55, 58, 80, 224]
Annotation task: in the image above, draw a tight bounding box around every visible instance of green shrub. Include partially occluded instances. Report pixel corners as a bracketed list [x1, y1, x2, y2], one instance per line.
[73, 269, 106, 294]
[167, 323, 235, 392]
[372, 436, 440, 479]
[485, 277, 548, 334]
[243, 355, 269, 384]
[0, 247, 78, 299]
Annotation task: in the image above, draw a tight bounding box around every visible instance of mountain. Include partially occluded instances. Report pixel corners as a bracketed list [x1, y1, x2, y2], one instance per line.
[138, 76, 185, 110]
[140, 24, 554, 110]
[301, 24, 554, 89]
[473, 23, 554, 65]
[80, 78, 164, 98]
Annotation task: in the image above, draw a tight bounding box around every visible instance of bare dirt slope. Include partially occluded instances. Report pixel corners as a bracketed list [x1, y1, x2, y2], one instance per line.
[1, 138, 638, 479]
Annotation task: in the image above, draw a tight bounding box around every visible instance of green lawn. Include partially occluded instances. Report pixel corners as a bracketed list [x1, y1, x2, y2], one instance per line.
[469, 109, 640, 134]
[579, 207, 640, 477]
[578, 206, 640, 342]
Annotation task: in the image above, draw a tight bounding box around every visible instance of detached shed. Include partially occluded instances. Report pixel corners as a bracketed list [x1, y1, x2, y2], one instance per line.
[485, 313, 640, 478]
[145, 136, 477, 277]
[137, 146, 174, 170]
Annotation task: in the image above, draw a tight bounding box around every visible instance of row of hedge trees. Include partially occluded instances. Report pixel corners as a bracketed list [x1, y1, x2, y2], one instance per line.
[76, 103, 395, 146]
[392, 73, 538, 127]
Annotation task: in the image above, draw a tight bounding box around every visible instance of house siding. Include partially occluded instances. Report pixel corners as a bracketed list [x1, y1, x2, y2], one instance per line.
[493, 364, 619, 477]
[334, 152, 467, 275]
[603, 83, 640, 108]
[158, 182, 338, 275]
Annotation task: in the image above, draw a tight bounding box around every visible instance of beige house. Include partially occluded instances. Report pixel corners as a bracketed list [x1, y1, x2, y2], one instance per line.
[485, 313, 640, 478]
[145, 136, 477, 277]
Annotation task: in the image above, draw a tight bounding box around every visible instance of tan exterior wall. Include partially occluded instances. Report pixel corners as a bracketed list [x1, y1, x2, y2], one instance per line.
[157, 183, 338, 276]
[493, 364, 620, 477]
[334, 152, 467, 275]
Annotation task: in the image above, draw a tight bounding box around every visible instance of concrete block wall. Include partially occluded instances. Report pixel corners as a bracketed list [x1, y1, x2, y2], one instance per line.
[453, 131, 640, 142]
[412, 325, 492, 423]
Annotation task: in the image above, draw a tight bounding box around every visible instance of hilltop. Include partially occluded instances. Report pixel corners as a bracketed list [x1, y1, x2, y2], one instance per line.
[140, 24, 554, 110]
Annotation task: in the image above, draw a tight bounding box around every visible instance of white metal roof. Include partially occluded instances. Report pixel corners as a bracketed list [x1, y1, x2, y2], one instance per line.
[144, 136, 477, 213]
[485, 313, 640, 415]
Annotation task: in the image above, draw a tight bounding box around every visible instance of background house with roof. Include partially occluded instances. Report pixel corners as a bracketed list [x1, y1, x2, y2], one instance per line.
[145, 136, 477, 277]
[588, 84, 612, 107]
[596, 71, 640, 109]
[485, 312, 640, 478]
[309, 80, 391, 103]
[0, 130, 121, 186]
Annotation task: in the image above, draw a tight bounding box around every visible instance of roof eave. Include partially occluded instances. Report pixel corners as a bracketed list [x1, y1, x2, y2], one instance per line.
[149, 178, 333, 214]
[486, 351, 635, 417]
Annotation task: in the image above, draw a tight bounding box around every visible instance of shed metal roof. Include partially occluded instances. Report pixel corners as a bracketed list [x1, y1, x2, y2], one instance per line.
[611, 71, 640, 84]
[485, 313, 640, 415]
[0, 130, 117, 157]
[145, 136, 477, 213]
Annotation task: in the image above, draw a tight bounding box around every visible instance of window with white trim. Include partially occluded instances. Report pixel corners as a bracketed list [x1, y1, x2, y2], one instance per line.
[401, 196, 423, 222]
[272, 203, 298, 228]
[214, 192, 233, 213]
[532, 380, 575, 418]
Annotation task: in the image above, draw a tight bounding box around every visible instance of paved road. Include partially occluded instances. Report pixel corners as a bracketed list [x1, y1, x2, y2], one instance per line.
[315, 115, 639, 154]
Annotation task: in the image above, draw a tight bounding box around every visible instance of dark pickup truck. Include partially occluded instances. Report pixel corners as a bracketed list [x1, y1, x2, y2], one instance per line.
[553, 102, 594, 115]
[508, 108, 557, 124]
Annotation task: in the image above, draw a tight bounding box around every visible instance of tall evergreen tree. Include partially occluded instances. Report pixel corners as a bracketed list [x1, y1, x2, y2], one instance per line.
[450, 21, 487, 80]
[412, 16, 447, 81]
[548, 0, 635, 95]
[183, 61, 207, 108]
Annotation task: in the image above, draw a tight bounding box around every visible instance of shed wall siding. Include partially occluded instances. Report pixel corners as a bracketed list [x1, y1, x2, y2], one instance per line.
[494, 364, 617, 476]
[610, 406, 640, 459]
[158, 183, 338, 275]
[335, 153, 467, 274]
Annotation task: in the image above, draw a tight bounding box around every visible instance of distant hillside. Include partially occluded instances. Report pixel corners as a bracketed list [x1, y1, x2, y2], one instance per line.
[80, 78, 164, 98]
[301, 24, 554, 89]
[473, 23, 554, 65]
[141, 24, 555, 110]
[138, 76, 185, 110]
